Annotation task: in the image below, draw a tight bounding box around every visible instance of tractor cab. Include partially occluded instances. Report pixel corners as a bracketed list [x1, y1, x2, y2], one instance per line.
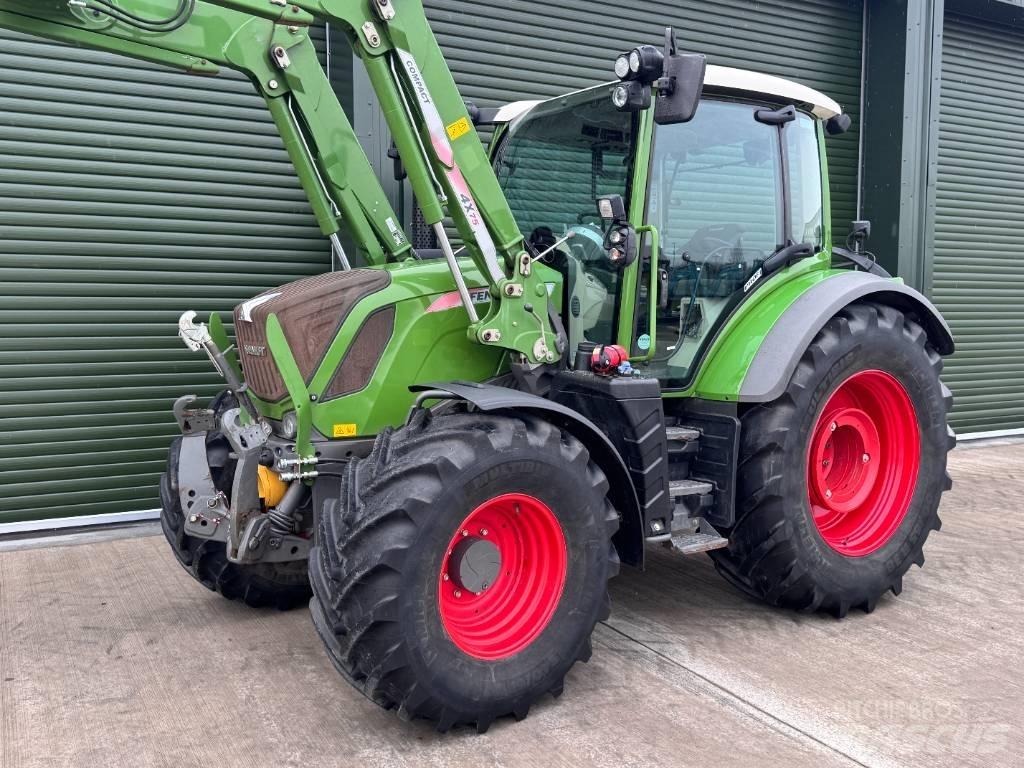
[491, 66, 843, 390]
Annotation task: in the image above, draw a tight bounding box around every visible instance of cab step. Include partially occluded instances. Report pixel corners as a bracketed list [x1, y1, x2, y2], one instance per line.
[665, 426, 701, 442]
[669, 531, 729, 555]
[669, 478, 714, 497]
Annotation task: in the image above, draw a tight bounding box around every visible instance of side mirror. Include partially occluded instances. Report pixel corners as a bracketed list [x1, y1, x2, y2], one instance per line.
[848, 220, 871, 252]
[596, 194, 637, 268]
[654, 35, 706, 125]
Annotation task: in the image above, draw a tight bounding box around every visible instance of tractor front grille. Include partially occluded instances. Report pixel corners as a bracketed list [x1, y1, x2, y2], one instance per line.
[233, 269, 392, 403]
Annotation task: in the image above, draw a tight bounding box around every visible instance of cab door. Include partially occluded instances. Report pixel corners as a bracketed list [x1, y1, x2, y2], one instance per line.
[623, 98, 825, 390]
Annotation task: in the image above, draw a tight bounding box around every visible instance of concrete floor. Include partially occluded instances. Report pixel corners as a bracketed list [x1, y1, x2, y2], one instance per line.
[0, 443, 1021, 768]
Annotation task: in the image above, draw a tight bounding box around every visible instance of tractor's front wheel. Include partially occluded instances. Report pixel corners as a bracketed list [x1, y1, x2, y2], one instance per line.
[711, 301, 955, 617]
[309, 411, 619, 732]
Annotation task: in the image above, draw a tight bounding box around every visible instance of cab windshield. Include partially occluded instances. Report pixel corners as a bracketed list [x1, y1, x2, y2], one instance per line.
[494, 89, 636, 346]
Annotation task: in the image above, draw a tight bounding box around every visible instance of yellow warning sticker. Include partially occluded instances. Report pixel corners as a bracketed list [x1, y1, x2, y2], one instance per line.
[446, 116, 472, 141]
[332, 423, 358, 438]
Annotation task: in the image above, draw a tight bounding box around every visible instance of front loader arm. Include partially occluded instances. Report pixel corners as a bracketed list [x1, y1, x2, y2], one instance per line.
[0, 0, 560, 364]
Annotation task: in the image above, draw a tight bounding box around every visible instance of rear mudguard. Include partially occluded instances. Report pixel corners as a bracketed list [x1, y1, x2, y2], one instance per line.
[412, 382, 646, 568]
[690, 269, 954, 403]
[739, 271, 953, 402]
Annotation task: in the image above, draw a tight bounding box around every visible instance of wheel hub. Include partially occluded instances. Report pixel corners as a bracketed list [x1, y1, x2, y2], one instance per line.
[447, 536, 501, 594]
[810, 406, 881, 514]
[806, 370, 920, 557]
[438, 493, 567, 660]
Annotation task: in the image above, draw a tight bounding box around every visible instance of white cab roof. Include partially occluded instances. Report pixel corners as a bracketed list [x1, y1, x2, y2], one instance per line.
[704, 65, 842, 119]
[494, 64, 842, 124]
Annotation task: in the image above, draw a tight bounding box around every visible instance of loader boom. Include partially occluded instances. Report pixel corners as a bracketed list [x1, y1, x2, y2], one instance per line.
[0, 0, 559, 362]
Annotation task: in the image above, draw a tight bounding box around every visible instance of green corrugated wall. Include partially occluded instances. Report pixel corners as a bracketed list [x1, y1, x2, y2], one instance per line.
[0, 29, 330, 524]
[933, 14, 1024, 433]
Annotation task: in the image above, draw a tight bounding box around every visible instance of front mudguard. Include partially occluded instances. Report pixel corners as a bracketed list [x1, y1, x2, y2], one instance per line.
[411, 382, 646, 568]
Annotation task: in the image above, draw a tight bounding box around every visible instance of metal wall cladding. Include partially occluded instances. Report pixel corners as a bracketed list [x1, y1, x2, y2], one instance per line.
[423, 0, 864, 243]
[934, 14, 1024, 433]
[0, 28, 330, 523]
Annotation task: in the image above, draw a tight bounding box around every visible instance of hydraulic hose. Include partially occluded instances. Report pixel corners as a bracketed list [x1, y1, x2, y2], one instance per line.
[74, 0, 195, 33]
[267, 481, 306, 536]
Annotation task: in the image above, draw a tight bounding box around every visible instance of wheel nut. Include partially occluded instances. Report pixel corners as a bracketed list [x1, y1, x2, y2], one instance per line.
[830, 422, 838, 432]
[480, 528, 488, 536]
[822, 459, 830, 467]
[862, 454, 870, 463]
[454, 590, 462, 598]
[825, 489, 833, 499]
[461, 529, 469, 537]
[443, 573, 449, 582]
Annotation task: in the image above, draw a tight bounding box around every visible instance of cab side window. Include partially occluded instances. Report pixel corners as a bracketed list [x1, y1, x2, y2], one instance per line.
[787, 113, 824, 250]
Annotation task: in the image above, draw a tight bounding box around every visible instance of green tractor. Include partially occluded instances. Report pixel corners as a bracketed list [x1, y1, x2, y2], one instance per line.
[2, 0, 954, 732]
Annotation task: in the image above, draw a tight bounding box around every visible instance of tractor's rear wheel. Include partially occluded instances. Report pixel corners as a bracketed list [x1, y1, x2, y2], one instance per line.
[159, 392, 311, 610]
[711, 302, 954, 617]
[309, 411, 619, 732]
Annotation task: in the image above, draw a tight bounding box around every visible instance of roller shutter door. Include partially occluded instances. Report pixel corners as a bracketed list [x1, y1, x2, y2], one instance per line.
[424, 0, 863, 243]
[0, 29, 330, 525]
[933, 15, 1024, 433]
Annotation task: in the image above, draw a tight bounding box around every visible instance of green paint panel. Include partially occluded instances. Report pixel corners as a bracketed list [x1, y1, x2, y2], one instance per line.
[934, 15, 1024, 432]
[0, 27, 330, 524]
[424, 0, 863, 245]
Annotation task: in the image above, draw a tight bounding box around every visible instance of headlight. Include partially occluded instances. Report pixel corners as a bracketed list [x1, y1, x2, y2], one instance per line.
[629, 45, 665, 84]
[281, 411, 298, 439]
[612, 84, 630, 109]
[611, 81, 651, 112]
[629, 49, 641, 75]
[614, 54, 631, 80]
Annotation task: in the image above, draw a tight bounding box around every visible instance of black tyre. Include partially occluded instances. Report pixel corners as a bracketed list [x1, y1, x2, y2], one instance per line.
[309, 410, 619, 732]
[159, 392, 311, 610]
[711, 301, 954, 617]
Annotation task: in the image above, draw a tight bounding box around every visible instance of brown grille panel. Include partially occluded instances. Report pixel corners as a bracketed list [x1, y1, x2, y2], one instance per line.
[233, 269, 391, 402]
[235, 313, 288, 402]
[324, 306, 396, 400]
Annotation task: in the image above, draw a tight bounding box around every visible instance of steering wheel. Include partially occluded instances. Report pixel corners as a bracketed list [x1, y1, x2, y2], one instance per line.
[534, 222, 607, 264]
[565, 223, 607, 261]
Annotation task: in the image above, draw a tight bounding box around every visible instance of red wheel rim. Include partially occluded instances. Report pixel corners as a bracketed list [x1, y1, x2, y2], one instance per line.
[438, 493, 567, 660]
[807, 370, 920, 557]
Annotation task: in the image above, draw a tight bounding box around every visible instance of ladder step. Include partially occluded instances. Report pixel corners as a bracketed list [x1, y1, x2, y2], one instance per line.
[670, 532, 729, 555]
[666, 426, 701, 442]
[669, 478, 713, 497]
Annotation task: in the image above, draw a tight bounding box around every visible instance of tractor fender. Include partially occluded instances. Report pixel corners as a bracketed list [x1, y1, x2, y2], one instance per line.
[411, 381, 646, 568]
[739, 271, 955, 403]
